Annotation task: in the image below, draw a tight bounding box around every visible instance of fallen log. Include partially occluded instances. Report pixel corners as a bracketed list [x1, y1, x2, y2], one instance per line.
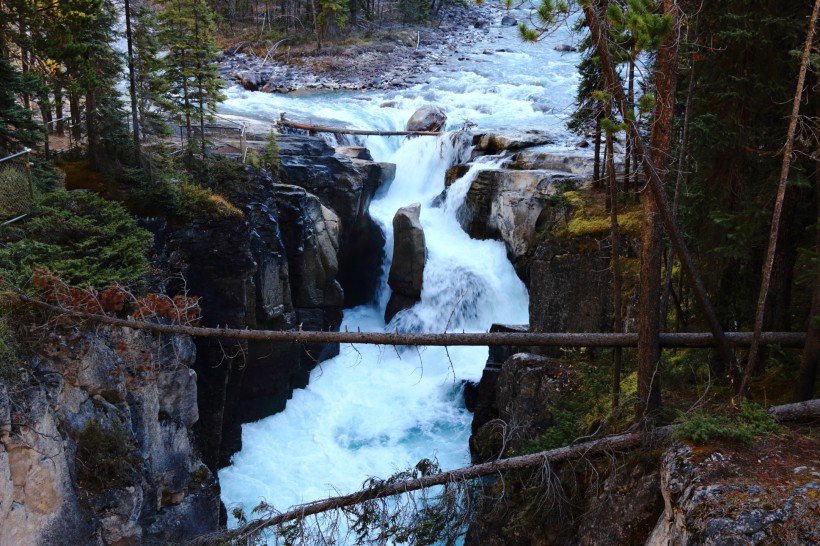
[277, 114, 444, 136]
[186, 399, 820, 545]
[16, 293, 807, 348]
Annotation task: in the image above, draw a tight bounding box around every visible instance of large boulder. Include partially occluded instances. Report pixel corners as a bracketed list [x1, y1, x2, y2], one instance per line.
[385, 203, 426, 323]
[647, 438, 820, 545]
[473, 131, 555, 154]
[406, 105, 447, 132]
[458, 168, 586, 268]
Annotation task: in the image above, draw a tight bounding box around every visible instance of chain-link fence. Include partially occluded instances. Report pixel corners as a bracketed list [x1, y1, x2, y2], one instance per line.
[0, 149, 34, 223]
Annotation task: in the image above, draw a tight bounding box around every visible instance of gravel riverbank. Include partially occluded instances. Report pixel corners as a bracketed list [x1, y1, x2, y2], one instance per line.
[219, 4, 519, 93]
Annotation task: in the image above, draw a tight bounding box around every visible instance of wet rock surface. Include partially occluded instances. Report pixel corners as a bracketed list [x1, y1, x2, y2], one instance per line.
[385, 203, 426, 323]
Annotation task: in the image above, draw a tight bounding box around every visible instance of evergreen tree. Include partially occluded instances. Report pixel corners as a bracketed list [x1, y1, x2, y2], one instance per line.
[157, 0, 226, 157]
[0, 57, 42, 155]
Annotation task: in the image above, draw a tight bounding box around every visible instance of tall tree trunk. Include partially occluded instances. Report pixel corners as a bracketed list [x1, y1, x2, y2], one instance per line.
[54, 86, 64, 135]
[607, 114, 624, 409]
[661, 57, 699, 326]
[593, 116, 602, 187]
[124, 0, 141, 161]
[635, 0, 680, 421]
[69, 94, 82, 143]
[738, 0, 820, 400]
[624, 56, 634, 194]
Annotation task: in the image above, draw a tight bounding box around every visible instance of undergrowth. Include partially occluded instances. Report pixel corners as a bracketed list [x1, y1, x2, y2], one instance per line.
[674, 402, 781, 445]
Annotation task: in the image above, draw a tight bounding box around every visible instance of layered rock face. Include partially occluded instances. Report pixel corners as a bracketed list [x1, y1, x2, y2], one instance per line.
[385, 203, 426, 323]
[0, 327, 218, 546]
[455, 144, 595, 279]
[161, 134, 394, 469]
[278, 134, 394, 307]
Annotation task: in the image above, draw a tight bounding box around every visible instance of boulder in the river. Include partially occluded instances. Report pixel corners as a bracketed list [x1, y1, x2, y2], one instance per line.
[238, 71, 262, 91]
[406, 104, 447, 133]
[501, 15, 517, 26]
[386, 203, 426, 323]
[554, 43, 578, 53]
[473, 131, 555, 154]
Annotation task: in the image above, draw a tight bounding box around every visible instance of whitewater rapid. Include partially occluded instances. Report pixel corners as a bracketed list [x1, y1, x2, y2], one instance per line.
[218, 4, 582, 539]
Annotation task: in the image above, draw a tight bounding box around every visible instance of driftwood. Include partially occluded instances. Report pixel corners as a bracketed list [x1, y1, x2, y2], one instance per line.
[17, 294, 806, 348]
[186, 399, 820, 545]
[277, 114, 444, 136]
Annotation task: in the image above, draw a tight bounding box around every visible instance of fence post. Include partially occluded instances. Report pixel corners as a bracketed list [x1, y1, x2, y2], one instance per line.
[24, 149, 34, 200]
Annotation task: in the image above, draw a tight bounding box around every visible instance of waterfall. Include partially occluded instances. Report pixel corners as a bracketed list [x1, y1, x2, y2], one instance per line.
[219, 127, 529, 525]
[218, 8, 582, 539]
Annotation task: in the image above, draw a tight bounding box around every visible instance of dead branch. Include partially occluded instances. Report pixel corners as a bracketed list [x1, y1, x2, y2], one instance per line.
[14, 292, 806, 348]
[185, 399, 820, 545]
[277, 114, 444, 136]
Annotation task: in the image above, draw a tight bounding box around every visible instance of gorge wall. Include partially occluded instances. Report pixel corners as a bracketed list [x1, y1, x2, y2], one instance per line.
[155, 133, 395, 470]
[0, 326, 219, 546]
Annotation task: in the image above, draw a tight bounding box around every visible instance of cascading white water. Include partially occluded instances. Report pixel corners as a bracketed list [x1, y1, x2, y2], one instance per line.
[218, 5, 582, 538]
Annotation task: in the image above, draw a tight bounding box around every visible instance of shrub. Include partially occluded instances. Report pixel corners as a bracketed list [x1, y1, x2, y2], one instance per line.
[674, 402, 781, 445]
[177, 182, 243, 220]
[0, 191, 153, 287]
[74, 419, 141, 494]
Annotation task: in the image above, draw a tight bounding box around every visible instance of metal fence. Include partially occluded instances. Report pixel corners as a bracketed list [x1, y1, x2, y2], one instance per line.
[0, 149, 34, 223]
[173, 114, 248, 162]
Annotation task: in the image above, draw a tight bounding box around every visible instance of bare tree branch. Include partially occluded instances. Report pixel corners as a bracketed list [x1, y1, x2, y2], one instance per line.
[186, 399, 820, 545]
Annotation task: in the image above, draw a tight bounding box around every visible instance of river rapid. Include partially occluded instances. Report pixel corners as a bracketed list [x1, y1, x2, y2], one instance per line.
[217, 3, 582, 539]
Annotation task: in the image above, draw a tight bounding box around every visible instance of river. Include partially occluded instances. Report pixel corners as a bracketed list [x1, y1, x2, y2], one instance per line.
[217, 4, 582, 541]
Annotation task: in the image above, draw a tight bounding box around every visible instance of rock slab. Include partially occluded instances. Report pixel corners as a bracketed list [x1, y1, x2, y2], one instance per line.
[386, 203, 426, 323]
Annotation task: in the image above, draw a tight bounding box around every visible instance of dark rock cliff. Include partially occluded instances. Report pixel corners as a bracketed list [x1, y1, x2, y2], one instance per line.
[156, 135, 394, 470]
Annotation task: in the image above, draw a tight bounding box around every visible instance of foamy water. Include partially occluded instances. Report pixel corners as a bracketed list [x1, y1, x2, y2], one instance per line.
[218, 5, 581, 540]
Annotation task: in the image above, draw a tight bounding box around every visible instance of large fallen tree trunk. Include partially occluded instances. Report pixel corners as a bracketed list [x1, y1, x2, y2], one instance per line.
[186, 399, 820, 545]
[17, 294, 806, 348]
[277, 114, 444, 136]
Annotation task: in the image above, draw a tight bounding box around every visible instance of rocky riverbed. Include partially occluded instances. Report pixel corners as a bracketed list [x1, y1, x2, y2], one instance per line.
[219, 4, 528, 93]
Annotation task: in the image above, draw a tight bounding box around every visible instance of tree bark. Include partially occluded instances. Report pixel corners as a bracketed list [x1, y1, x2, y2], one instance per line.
[124, 0, 141, 160]
[635, 0, 680, 421]
[738, 0, 820, 400]
[606, 108, 624, 409]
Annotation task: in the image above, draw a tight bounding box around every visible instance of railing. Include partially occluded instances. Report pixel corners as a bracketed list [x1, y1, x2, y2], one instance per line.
[173, 114, 248, 162]
[0, 148, 34, 224]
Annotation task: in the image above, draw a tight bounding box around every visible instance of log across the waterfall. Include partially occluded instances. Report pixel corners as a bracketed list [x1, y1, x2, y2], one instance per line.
[277, 115, 444, 136]
[16, 293, 807, 348]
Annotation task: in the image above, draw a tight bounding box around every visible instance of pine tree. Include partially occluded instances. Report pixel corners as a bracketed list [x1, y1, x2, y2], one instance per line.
[157, 0, 226, 157]
[0, 57, 42, 155]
